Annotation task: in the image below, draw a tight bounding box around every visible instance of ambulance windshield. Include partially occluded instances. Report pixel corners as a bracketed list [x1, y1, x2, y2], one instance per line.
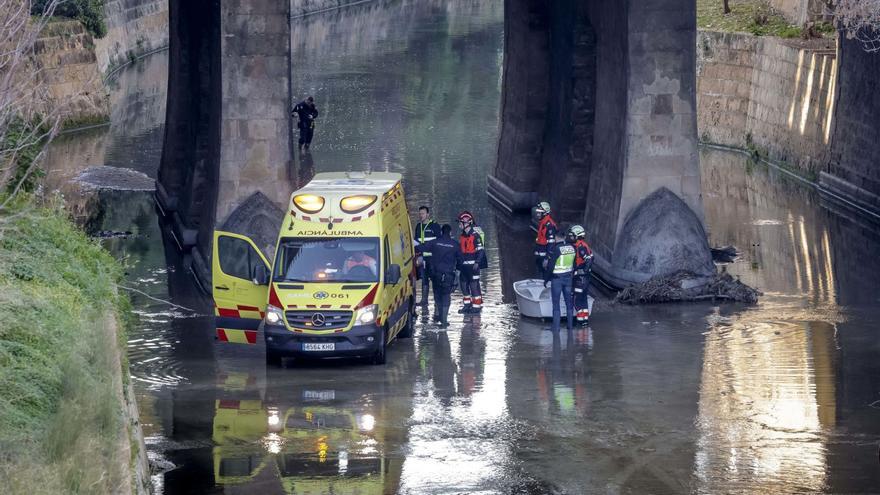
[274, 237, 380, 283]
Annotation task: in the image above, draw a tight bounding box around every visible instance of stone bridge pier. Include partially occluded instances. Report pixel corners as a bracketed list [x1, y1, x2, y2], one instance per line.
[157, 0, 294, 289]
[490, 0, 714, 287]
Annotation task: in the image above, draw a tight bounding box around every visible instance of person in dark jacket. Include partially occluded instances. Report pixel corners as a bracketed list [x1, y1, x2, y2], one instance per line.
[414, 205, 442, 307]
[417, 224, 462, 327]
[543, 234, 576, 332]
[292, 96, 319, 150]
[457, 211, 486, 314]
[568, 224, 594, 325]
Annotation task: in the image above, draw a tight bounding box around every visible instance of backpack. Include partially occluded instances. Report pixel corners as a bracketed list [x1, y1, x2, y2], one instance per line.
[473, 226, 488, 269]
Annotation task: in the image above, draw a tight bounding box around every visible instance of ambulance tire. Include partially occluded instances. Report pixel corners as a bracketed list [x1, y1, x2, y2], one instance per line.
[266, 350, 283, 367]
[397, 298, 414, 338]
[371, 326, 387, 365]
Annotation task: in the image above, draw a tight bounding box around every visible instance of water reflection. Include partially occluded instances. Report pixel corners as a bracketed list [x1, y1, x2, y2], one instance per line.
[208, 348, 415, 494]
[42, 50, 168, 196]
[38, 0, 880, 492]
[696, 316, 837, 493]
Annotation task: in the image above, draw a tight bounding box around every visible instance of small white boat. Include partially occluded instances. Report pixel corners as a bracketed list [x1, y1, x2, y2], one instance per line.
[513, 279, 593, 319]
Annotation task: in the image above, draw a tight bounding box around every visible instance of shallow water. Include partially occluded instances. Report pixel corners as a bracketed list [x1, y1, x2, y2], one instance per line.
[42, 0, 880, 493]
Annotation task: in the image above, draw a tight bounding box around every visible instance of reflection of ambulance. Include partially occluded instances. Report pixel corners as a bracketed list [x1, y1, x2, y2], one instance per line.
[212, 172, 415, 364]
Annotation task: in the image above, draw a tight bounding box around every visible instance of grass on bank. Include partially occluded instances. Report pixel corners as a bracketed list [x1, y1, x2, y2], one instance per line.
[697, 0, 826, 38]
[0, 195, 131, 494]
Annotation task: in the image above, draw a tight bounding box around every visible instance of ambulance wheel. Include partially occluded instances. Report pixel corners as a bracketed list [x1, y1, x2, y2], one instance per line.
[397, 298, 414, 338]
[371, 326, 387, 365]
[266, 350, 282, 366]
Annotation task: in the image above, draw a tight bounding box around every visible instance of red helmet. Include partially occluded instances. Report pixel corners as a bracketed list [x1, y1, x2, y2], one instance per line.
[457, 211, 474, 226]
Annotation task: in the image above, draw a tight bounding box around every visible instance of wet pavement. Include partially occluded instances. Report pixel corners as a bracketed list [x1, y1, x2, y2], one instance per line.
[41, 0, 880, 493]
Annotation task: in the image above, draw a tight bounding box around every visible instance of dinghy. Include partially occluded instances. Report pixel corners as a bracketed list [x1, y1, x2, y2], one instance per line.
[513, 279, 593, 319]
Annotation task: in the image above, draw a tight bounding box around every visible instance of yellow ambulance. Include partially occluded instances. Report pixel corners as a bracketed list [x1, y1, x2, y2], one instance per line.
[212, 172, 416, 364]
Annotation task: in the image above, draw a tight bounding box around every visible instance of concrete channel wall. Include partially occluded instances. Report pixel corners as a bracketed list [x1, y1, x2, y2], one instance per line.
[29, 0, 169, 126]
[696, 30, 837, 178]
[768, 0, 828, 25]
[32, 21, 109, 124]
[96, 0, 170, 76]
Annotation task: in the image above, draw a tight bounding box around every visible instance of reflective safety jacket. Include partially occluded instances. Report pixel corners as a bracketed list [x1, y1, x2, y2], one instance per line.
[459, 227, 486, 269]
[574, 239, 593, 272]
[544, 241, 575, 280]
[535, 215, 557, 247]
[414, 220, 442, 258]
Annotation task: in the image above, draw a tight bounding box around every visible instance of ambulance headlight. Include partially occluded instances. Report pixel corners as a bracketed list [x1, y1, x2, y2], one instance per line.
[266, 305, 284, 326]
[293, 194, 324, 214]
[340, 195, 377, 214]
[354, 304, 378, 325]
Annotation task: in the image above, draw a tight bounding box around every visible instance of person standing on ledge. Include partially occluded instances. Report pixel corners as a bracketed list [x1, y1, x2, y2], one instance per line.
[292, 96, 319, 151]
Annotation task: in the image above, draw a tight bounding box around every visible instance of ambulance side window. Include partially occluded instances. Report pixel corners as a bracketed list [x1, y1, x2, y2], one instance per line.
[218, 236, 261, 281]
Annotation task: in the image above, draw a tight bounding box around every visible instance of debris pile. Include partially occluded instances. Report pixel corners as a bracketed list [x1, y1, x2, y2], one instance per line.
[615, 270, 761, 305]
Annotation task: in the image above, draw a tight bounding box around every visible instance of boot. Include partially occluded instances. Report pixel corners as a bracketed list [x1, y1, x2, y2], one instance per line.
[458, 304, 471, 314]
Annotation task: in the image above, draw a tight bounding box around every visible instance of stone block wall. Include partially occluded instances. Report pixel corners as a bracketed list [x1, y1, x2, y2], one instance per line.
[33, 21, 109, 124]
[494, 0, 550, 197]
[619, 0, 703, 228]
[768, 0, 828, 25]
[95, 0, 169, 75]
[217, 0, 294, 226]
[697, 30, 837, 178]
[825, 35, 880, 212]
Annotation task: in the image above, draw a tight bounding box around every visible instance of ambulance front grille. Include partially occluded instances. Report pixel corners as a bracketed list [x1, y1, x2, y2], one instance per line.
[285, 310, 353, 330]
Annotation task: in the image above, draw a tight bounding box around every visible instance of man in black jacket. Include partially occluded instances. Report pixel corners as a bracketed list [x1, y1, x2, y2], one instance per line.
[414, 205, 442, 306]
[292, 96, 319, 151]
[417, 224, 462, 328]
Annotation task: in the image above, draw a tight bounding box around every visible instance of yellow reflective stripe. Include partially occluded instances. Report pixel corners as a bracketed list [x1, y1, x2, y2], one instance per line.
[224, 329, 251, 344]
[238, 309, 263, 320]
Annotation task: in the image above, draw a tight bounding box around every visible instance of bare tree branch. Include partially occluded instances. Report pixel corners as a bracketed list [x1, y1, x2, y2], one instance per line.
[0, 0, 65, 207]
[830, 0, 880, 52]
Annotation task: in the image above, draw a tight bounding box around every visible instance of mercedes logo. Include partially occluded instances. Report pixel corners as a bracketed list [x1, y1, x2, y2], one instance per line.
[311, 313, 326, 326]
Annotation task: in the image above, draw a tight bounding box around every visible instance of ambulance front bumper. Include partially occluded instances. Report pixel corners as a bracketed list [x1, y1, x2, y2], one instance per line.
[263, 322, 382, 357]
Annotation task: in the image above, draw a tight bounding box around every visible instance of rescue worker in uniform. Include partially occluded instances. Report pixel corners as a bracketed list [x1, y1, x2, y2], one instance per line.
[292, 96, 319, 151]
[457, 211, 486, 314]
[569, 225, 594, 325]
[544, 233, 576, 332]
[534, 201, 558, 277]
[414, 205, 442, 307]
[416, 224, 462, 328]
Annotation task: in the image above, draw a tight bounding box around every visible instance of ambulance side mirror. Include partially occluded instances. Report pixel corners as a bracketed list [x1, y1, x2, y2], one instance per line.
[385, 264, 401, 285]
[251, 264, 270, 286]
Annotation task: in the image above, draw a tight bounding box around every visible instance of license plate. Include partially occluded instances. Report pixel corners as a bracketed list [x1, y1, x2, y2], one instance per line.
[303, 390, 335, 401]
[303, 342, 335, 351]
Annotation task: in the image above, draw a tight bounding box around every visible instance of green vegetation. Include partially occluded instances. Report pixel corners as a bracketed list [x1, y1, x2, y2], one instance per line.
[0, 196, 131, 494]
[60, 113, 110, 132]
[2, 118, 50, 195]
[32, 0, 107, 38]
[698, 0, 804, 38]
